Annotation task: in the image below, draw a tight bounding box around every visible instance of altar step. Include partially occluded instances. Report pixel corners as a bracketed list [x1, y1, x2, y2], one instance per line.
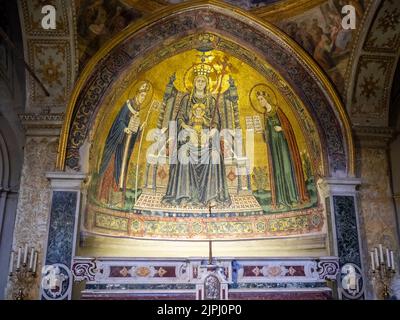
[80, 289, 332, 300]
[72, 257, 339, 300]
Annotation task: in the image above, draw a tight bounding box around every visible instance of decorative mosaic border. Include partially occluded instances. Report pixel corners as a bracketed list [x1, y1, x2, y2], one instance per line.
[85, 203, 324, 240]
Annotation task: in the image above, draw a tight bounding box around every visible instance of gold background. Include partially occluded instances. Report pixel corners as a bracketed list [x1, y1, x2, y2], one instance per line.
[78, 48, 327, 257]
[91, 49, 313, 185]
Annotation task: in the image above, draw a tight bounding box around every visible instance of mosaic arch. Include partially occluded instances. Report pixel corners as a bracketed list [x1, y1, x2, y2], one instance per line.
[58, 3, 354, 240]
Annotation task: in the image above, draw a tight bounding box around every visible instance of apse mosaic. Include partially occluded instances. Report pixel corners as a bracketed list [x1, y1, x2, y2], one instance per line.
[85, 34, 325, 240]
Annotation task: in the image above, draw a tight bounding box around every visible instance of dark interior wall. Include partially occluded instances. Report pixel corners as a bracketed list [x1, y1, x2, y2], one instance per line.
[389, 62, 400, 250]
[0, 0, 25, 299]
[0, 119, 22, 300]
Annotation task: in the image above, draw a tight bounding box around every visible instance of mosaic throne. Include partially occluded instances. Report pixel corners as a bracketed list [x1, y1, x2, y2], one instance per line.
[143, 76, 252, 195]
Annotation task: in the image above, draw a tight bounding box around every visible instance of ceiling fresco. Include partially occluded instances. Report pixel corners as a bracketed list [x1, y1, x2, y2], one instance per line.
[278, 0, 368, 95]
[16, 0, 398, 130]
[76, 0, 143, 69]
[74, 0, 369, 101]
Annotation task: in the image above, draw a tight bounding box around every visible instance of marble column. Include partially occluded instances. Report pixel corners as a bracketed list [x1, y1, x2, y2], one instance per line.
[40, 172, 85, 300]
[354, 126, 400, 299]
[323, 178, 364, 299]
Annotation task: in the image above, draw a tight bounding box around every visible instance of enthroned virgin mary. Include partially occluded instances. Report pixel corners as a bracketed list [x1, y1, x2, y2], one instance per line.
[162, 65, 231, 207]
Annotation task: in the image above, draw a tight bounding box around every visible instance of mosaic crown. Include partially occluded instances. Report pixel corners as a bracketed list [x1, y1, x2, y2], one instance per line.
[193, 63, 212, 78]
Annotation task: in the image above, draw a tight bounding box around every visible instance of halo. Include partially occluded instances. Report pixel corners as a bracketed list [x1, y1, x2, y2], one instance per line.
[249, 83, 278, 114]
[126, 80, 154, 111]
[183, 63, 219, 93]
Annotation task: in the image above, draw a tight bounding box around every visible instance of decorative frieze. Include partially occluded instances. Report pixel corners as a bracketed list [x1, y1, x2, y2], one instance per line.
[353, 125, 395, 148]
[19, 112, 64, 137]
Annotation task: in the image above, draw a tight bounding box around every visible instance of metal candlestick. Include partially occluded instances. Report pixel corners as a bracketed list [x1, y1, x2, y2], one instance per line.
[8, 245, 39, 300]
[370, 244, 396, 300]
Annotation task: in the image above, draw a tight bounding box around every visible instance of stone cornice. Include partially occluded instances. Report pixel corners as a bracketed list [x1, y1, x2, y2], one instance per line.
[353, 125, 396, 148]
[19, 112, 64, 137]
[46, 171, 87, 190]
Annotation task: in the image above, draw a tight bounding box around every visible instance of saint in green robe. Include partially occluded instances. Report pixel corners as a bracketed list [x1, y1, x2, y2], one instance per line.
[264, 110, 299, 207]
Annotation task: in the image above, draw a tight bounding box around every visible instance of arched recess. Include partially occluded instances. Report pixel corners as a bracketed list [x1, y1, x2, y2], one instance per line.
[58, 1, 354, 176]
[0, 0, 25, 299]
[347, 0, 400, 127]
[55, 2, 355, 254]
[0, 118, 23, 299]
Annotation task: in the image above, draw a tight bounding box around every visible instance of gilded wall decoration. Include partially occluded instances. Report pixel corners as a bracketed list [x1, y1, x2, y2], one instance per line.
[73, 0, 368, 89]
[61, 7, 353, 178]
[81, 46, 324, 240]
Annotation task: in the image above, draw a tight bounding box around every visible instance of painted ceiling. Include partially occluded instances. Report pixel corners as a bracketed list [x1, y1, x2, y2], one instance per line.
[75, 0, 367, 98]
[12, 0, 400, 132]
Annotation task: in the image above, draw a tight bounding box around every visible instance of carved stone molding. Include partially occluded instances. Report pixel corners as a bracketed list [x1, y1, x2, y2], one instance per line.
[353, 125, 396, 148]
[317, 260, 340, 281]
[72, 260, 97, 282]
[19, 113, 64, 137]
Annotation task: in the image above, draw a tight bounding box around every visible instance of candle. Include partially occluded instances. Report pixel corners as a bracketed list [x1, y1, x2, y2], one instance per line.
[32, 252, 38, 274]
[379, 244, 384, 264]
[386, 248, 391, 268]
[374, 248, 379, 266]
[23, 244, 28, 266]
[391, 251, 395, 271]
[370, 251, 375, 270]
[9, 251, 14, 274]
[16, 247, 21, 270]
[29, 248, 35, 270]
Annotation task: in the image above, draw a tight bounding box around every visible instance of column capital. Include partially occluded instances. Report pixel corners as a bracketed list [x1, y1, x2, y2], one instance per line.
[19, 112, 64, 137]
[46, 171, 87, 190]
[320, 177, 362, 195]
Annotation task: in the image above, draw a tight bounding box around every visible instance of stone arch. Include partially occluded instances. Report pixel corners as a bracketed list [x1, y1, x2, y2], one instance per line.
[57, 1, 355, 178]
[347, 0, 400, 126]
